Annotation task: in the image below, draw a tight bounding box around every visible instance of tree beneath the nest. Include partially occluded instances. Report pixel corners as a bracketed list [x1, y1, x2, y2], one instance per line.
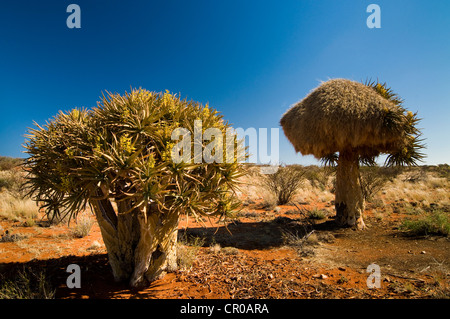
[281, 79, 425, 229]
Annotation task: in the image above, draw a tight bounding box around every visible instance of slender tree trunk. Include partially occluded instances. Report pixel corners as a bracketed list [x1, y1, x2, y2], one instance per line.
[90, 198, 179, 287]
[334, 150, 366, 229]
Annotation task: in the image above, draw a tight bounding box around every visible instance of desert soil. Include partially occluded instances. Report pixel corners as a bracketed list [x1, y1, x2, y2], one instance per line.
[0, 198, 449, 299]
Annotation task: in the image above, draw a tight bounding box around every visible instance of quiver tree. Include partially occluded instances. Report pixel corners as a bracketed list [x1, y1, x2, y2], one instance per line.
[24, 89, 245, 287]
[280, 79, 425, 229]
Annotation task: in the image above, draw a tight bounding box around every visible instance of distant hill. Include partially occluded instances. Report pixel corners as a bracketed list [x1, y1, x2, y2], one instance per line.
[0, 156, 24, 171]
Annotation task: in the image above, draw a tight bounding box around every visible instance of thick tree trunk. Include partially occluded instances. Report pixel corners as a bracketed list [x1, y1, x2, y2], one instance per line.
[90, 198, 136, 282]
[129, 206, 179, 287]
[334, 150, 366, 230]
[90, 198, 179, 287]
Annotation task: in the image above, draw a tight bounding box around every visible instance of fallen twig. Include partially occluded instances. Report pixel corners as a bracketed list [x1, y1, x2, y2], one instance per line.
[386, 272, 426, 283]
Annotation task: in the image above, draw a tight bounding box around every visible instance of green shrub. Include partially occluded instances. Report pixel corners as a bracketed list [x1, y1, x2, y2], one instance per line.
[307, 208, 328, 220]
[337, 275, 349, 284]
[400, 210, 450, 237]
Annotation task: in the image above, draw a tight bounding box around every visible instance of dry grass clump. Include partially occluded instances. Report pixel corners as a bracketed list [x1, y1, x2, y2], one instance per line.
[306, 208, 329, 220]
[0, 266, 55, 299]
[87, 240, 103, 251]
[0, 191, 39, 222]
[0, 230, 29, 243]
[382, 170, 449, 208]
[71, 214, 95, 238]
[294, 180, 334, 205]
[177, 234, 205, 270]
[358, 166, 401, 201]
[0, 169, 40, 223]
[281, 229, 329, 257]
[221, 246, 240, 255]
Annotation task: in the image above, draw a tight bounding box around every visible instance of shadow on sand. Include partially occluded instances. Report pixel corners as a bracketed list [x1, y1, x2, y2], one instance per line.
[179, 215, 341, 250]
[0, 216, 342, 299]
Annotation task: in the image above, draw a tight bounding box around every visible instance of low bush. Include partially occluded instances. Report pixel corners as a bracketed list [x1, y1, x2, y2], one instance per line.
[400, 210, 450, 237]
[359, 165, 401, 201]
[306, 208, 328, 220]
[0, 170, 25, 193]
[262, 165, 306, 205]
[0, 156, 23, 171]
[303, 165, 334, 191]
[0, 230, 29, 242]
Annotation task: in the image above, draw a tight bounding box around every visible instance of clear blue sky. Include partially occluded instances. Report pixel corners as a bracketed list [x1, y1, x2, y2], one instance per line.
[0, 0, 449, 165]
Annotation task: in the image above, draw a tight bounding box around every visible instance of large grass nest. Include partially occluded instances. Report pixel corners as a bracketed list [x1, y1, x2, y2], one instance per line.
[280, 79, 406, 159]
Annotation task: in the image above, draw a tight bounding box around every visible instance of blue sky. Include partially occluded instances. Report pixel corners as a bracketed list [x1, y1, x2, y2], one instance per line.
[0, 0, 449, 165]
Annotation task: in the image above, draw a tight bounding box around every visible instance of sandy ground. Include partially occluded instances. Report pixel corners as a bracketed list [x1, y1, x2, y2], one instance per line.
[0, 197, 448, 299]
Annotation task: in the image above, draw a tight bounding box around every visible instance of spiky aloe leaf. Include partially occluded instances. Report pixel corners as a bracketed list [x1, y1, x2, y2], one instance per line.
[364, 79, 426, 167]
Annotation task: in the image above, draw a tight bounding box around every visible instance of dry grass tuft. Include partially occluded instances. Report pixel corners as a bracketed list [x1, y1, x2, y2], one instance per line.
[177, 234, 205, 270]
[0, 170, 39, 222]
[0, 192, 38, 222]
[0, 266, 55, 299]
[71, 215, 95, 238]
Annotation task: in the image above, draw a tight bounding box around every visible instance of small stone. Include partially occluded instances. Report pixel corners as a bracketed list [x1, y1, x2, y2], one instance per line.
[421, 251, 426, 254]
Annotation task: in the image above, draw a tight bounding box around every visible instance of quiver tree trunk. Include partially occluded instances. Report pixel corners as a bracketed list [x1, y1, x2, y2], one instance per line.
[334, 150, 366, 229]
[90, 199, 179, 288]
